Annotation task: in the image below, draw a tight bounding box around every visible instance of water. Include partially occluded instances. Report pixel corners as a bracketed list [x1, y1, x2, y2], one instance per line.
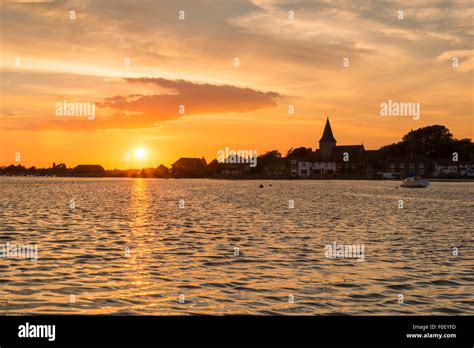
[0, 177, 472, 315]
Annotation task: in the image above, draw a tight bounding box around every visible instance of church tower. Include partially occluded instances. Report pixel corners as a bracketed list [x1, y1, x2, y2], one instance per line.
[319, 118, 337, 158]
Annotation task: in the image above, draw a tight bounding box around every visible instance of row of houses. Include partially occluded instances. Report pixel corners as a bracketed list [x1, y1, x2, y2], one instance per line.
[169, 118, 474, 179]
[287, 118, 471, 179]
[57, 155, 473, 178]
[20, 118, 467, 178]
[378, 157, 474, 178]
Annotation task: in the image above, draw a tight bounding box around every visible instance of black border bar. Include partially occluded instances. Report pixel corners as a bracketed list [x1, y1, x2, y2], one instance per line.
[0, 315, 472, 346]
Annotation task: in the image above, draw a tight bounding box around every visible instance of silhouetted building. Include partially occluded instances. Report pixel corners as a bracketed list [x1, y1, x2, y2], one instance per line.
[319, 118, 337, 158]
[383, 156, 432, 178]
[155, 164, 170, 177]
[433, 159, 474, 178]
[291, 118, 372, 178]
[222, 162, 250, 176]
[262, 158, 289, 177]
[73, 165, 105, 177]
[434, 159, 458, 177]
[171, 157, 207, 177]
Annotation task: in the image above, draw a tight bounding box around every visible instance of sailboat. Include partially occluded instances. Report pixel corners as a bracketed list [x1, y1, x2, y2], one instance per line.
[400, 130, 430, 188]
[401, 176, 430, 188]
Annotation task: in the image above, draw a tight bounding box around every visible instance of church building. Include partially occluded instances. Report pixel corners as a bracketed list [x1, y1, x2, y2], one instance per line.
[290, 118, 370, 178]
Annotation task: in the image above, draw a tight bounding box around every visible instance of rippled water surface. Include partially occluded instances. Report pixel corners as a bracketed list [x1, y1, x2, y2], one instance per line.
[0, 177, 472, 315]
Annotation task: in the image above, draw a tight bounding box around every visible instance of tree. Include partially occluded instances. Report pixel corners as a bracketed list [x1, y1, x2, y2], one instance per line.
[286, 147, 312, 160]
[250, 150, 282, 174]
[379, 125, 473, 161]
[259, 150, 281, 164]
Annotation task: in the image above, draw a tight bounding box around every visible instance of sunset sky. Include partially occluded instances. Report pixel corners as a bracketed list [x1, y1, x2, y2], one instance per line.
[1, 0, 473, 168]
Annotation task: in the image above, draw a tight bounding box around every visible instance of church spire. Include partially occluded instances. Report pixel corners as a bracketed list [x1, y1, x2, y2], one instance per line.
[319, 117, 337, 143]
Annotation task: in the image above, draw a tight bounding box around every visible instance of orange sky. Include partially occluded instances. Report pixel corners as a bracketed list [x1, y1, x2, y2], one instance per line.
[1, 0, 473, 168]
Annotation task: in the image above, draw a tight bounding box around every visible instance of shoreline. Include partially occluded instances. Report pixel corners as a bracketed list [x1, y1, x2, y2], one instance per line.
[1, 175, 473, 182]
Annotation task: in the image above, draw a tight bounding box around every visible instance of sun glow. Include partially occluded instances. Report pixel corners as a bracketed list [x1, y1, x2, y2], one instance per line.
[135, 148, 146, 159]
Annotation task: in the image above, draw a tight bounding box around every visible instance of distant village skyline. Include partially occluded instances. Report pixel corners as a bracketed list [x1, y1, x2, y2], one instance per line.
[2, 120, 473, 181]
[1, 119, 469, 170]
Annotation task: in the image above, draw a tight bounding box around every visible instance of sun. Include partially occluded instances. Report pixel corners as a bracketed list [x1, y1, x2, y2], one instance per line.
[135, 148, 146, 159]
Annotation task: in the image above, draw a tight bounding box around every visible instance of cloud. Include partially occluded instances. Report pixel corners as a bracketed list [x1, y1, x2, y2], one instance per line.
[120, 77, 280, 111]
[234, 0, 472, 56]
[437, 50, 474, 72]
[25, 77, 282, 131]
[98, 77, 281, 122]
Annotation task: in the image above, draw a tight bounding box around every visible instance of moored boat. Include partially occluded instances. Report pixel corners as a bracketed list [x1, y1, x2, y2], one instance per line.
[401, 176, 430, 188]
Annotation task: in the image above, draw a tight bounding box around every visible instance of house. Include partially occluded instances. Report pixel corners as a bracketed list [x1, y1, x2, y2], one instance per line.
[155, 164, 170, 178]
[333, 145, 367, 176]
[293, 151, 335, 177]
[459, 162, 474, 177]
[383, 156, 432, 178]
[434, 159, 459, 177]
[433, 159, 474, 178]
[222, 162, 251, 176]
[72, 164, 105, 177]
[262, 158, 289, 177]
[218, 155, 253, 176]
[170, 157, 207, 177]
